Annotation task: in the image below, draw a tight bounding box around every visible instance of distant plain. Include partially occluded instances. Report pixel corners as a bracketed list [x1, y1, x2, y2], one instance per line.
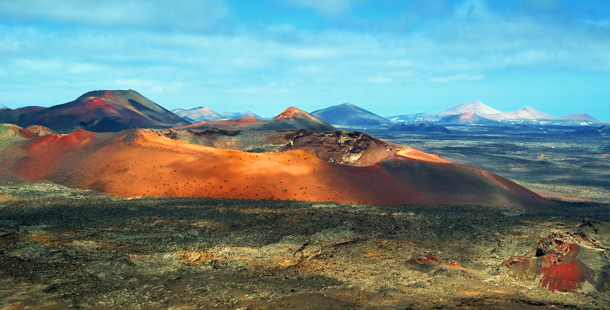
[373, 125, 610, 203]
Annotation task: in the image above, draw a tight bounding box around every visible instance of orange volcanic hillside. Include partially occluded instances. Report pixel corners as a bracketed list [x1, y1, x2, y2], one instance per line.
[0, 126, 554, 209]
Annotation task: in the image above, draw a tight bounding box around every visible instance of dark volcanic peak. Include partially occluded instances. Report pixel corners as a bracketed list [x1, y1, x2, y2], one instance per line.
[439, 100, 502, 116]
[438, 112, 499, 125]
[388, 121, 452, 133]
[78, 90, 189, 124]
[3, 90, 190, 133]
[311, 103, 393, 126]
[559, 113, 600, 122]
[172, 107, 222, 123]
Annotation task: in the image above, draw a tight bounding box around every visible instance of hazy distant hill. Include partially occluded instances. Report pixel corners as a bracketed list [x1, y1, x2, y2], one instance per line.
[0, 103, 8, 109]
[558, 113, 600, 123]
[0, 106, 46, 124]
[483, 107, 555, 121]
[221, 111, 262, 119]
[312, 103, 393, 126]
[1, 90, 190, 133]
[172, 107, 222, 123]
[438, 112, 499, 125]
[438, 100, 501, 116]
[388, 121, 452, 133]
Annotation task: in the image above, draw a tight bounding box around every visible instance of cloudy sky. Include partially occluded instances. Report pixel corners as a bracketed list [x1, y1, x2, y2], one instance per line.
[1, 0, 609, 120]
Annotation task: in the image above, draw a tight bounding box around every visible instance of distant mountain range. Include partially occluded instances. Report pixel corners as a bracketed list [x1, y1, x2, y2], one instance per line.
[1, 90, 602, 134]
[0, 103, 8, 109]
[311, 103, 394, 127]
[389, 100, 599, 125]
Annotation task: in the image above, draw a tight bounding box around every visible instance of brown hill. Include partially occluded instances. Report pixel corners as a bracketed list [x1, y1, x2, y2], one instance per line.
[1, 90, 190, 133]
[175, 107, 336, 131]
[262, 107, 336, 131]
[0, 127, 553, 208]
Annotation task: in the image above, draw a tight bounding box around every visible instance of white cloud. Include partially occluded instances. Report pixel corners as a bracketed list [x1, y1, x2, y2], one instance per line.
[0, 0, 232, 31]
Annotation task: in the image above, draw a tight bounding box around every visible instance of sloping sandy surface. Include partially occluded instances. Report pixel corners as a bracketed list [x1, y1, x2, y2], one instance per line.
[149, 128, 404, 167]
[0, 182, 608, 309]
[0, 128, 553, 208]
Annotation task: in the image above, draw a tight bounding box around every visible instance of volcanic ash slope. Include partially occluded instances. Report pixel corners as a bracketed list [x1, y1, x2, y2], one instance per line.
[0, 127, 553, 208]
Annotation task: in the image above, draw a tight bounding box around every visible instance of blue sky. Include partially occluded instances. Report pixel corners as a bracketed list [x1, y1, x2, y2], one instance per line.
[1, 0, 609, 120]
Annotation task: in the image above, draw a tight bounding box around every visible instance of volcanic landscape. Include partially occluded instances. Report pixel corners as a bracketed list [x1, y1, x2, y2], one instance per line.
[1, 90, 609, 309]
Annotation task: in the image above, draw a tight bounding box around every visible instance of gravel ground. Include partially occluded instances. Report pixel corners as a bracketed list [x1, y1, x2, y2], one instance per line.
[1, 181, 610, 309]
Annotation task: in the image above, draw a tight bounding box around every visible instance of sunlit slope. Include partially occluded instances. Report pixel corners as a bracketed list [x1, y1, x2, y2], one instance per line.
[149, 128, 404, 167]
[1, 127, 553, 208]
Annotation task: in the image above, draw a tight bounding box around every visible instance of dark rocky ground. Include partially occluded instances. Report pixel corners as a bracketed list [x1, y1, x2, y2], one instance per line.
[2, 125, 610, 309]
[1, 182, 610, 309]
